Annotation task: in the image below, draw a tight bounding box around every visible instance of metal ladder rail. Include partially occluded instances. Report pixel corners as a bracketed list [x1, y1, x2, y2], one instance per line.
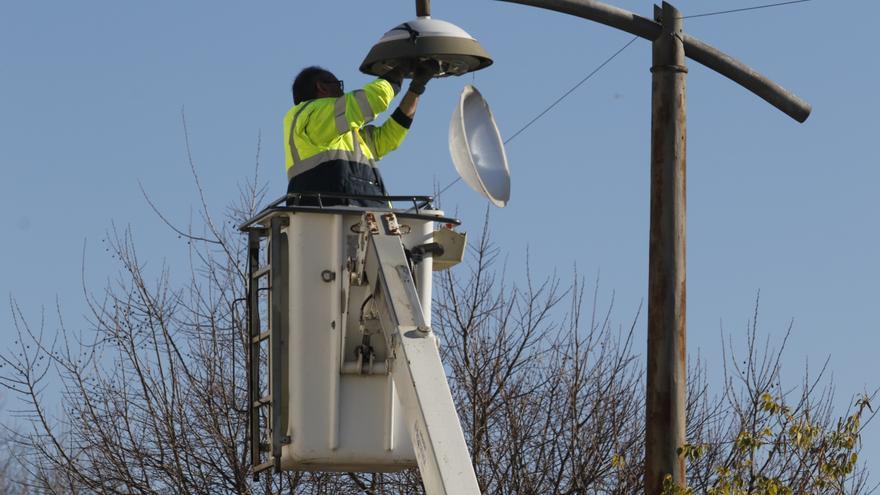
[247, 226, 271, 476]
[247, 216, 288, 478]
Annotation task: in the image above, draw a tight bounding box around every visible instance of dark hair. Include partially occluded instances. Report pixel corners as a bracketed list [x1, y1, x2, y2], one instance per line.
[292, 66, 335, 104]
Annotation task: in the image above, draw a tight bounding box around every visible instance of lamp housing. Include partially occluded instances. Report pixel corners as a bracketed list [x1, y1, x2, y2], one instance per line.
[360, 17, 492, 78]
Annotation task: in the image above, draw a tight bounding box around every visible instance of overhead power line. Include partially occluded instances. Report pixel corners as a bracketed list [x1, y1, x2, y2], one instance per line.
[503, 35, 639, 145]
[436, 35, 639, 198]
[682, 0, 813, 19]
[436, 0, 814, 200]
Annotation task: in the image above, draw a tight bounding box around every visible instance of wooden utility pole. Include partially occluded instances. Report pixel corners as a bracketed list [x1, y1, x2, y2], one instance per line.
[645, 3, 687, 492]
[497, 0, 811, 492]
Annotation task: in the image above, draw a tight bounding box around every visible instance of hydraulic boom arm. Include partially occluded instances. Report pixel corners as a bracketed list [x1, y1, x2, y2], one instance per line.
[352, 212, 481, 495]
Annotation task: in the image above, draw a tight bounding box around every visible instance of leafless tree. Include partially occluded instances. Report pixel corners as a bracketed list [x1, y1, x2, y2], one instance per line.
[0, 134, 874, 493]
[1, 399, 26, 494]
[681, 306, 877, 495]
[434, 222, 645, 494]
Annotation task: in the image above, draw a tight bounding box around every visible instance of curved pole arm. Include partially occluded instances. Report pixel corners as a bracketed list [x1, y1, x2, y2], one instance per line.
[497, 0, 811, 122]
[681, 35, 810, 123]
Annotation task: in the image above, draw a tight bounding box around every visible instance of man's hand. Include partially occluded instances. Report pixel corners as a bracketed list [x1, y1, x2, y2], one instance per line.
[408, 59, 441, 96]
[380, 64, 407, 92]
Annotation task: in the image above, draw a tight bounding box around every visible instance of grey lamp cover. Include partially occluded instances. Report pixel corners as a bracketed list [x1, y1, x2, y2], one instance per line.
[360, 17, 492, 78]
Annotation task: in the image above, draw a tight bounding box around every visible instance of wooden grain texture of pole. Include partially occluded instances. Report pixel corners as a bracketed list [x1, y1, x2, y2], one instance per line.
[416, 0, 431, 17]
[645, 2, 687, 494]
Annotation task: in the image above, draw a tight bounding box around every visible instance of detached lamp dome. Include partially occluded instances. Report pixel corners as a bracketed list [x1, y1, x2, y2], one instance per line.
[449, 85, 510, 208]
[360, 18, 492, 78]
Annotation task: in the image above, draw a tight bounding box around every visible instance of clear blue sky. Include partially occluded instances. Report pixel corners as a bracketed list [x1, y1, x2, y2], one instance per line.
[2, 0, 878, 475]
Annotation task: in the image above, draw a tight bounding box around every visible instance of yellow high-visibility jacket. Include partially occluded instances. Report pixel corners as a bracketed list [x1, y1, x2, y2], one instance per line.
[283, 78, 409, 201]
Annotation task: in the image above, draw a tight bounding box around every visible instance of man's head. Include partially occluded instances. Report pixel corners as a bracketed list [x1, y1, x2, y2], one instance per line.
[292, 66, 345, 104]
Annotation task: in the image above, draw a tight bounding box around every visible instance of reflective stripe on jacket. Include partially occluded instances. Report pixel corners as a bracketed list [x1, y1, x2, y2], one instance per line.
[283, 78, 408, 181]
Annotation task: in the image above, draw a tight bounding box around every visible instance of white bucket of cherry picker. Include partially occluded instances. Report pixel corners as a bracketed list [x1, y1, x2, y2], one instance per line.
[278, 208, 439, 471]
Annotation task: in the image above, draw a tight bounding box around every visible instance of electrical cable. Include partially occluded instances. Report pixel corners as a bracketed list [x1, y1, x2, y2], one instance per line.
[435, 0, 813, 200]
[504, 36, 639, 146]
[435, 35, 639, 199]
[682, 0, 812, 19]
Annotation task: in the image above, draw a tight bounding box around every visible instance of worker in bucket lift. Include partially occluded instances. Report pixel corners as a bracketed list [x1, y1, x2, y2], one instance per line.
[284, 61, 439, 207]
